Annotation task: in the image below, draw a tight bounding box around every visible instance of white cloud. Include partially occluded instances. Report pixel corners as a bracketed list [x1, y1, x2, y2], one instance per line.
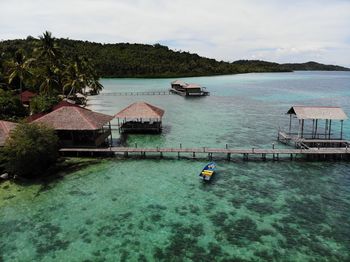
[0, 0, 349, 66]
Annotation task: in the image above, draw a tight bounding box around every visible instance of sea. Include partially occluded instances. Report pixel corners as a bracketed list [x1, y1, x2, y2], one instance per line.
[0, 71, 349, 261]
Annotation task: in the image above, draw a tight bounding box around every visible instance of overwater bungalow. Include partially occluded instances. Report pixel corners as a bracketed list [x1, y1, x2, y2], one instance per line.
[0, 120, 18, 147]
[170, 80, 209, 96]
[278, 106, 348, 148]
[115, 102, 164, 133]
[33, 106, 114, 147]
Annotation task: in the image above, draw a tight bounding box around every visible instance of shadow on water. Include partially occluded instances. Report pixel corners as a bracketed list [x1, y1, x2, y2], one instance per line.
[11, 158, 103, 196]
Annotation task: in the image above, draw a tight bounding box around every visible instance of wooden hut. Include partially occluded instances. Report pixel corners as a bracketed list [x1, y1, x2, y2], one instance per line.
[33, 106, 114, 147]
[115, 102, 164, 133]
[20, 90, 36, 106]
[279, 106, 348, 148]
[0, 120, 18, 147]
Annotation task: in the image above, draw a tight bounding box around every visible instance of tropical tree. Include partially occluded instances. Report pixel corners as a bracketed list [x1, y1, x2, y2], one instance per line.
[62, 62, 84, 97]
[2, 122, 58, 178]
[36, 31, 61, 67]
[6, 49, 34, 96]
[39, 66, 60, 95]
[0, 89, 26, 120]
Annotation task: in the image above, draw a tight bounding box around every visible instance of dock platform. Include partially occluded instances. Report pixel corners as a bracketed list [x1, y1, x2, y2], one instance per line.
[60, 146, 350, 160]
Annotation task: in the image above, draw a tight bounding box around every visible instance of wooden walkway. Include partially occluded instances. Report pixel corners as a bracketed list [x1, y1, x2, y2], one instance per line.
[99, 91, 173, 96]
[60, 146, 350, 160]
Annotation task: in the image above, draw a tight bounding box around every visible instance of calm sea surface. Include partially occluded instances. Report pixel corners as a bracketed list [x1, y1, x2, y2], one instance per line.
[1, 71, 350, 261]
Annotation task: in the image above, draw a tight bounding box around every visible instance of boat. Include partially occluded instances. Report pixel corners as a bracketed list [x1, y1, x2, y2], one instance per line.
[199, 162, 217, 181]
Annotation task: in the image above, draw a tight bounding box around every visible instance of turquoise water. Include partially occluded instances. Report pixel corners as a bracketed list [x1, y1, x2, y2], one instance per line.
[1, 71, 350, 261]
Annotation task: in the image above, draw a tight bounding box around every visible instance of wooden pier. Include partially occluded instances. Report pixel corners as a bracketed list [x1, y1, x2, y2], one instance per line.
[59, 146, 350, 161]
[99, 91, 173, 96]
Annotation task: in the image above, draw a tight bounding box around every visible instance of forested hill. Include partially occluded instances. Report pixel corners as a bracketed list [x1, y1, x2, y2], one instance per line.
[0, 38, 348, 78]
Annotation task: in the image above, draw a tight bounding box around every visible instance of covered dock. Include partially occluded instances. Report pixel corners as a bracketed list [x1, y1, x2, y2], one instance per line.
[33, 106, 114, 147]
[115, 102, 164, 133]
[278, 106, 348, 148]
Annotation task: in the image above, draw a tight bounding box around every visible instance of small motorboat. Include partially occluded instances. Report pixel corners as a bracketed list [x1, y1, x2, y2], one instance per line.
[199, 162, 217, 181]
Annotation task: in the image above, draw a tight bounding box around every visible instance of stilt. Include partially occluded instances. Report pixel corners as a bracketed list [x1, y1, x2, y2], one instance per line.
[227, 153, 231, 161]
[340, 120, 344, 140]
[193, 152, 195, 158]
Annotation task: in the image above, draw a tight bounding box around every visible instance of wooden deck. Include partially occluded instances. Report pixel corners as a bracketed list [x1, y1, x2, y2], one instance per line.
[59, 146, 350, 160]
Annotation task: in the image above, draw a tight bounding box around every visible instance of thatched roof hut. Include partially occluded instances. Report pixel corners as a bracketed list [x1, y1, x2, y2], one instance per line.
[0, 120, 18, 146]
[284, 105, 348, 141]
[287, 106, 348, 120]
[115, 102, 164, 120]
[33, 106, 114, 147]
[115, 102, 164, 133]
[33, 106, 113, 130]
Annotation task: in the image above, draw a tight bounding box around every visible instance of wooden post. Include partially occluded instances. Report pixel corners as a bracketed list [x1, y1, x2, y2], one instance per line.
[193, 152, 195, 158]
[312, 119, 315, 138]
[328, 120, 332, 139]
[227, 153, 231, 161]
[315, 119, 318, 138]
[325, 120, 328, 139]
[109, 122, 113, 147]
[289, 114, 292, 134]
[301, 119, 304, 138]
[340, 120, 344, 140]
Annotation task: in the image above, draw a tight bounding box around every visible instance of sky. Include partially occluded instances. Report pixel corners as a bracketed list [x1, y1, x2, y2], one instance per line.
[1, 0, 350, 67]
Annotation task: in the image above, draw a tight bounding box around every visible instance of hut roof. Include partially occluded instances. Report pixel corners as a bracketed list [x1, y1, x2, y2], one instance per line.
[20, 90, 36, 103]
[27, 101, 82, 122]
[287, 106, 348, 120]
[52, 100, 81, 111]
[33, 106, 113, 130]
[185, 83, 202, 89]
[0, 120, 18, 146]
[115, 102, 164, 119]
[171, 80, 186, 86]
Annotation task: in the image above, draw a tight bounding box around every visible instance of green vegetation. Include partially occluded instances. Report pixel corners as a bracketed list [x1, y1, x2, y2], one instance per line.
[1, 37, 348, 79]
[30, 95, 60, 114]
[2, 122, 58, 178]
[0, 89, 26, 121]
[0, 31, 103, 120]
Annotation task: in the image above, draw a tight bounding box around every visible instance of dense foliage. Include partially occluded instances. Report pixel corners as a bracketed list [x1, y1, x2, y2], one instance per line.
[0, 89, 26, 120]
[0, 31, 103, 119]
[1, 38, 348, 79]
[2, 122, 58, 178]
[30, 94, 60, 114]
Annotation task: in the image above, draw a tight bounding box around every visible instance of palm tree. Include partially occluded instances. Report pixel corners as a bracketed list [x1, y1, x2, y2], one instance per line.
[7, 49, 34, 99]
[62, 62, 84, 97]
[39, 66, 59, 95]
[36, 31, 61, 67]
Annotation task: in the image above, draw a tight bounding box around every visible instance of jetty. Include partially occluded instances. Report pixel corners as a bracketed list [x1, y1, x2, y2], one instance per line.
[59, 145, 350, 161]
[99, 91, 173, 96]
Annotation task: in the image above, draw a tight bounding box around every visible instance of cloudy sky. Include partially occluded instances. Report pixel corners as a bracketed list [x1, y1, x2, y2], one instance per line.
[1, 0, 350, 66]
